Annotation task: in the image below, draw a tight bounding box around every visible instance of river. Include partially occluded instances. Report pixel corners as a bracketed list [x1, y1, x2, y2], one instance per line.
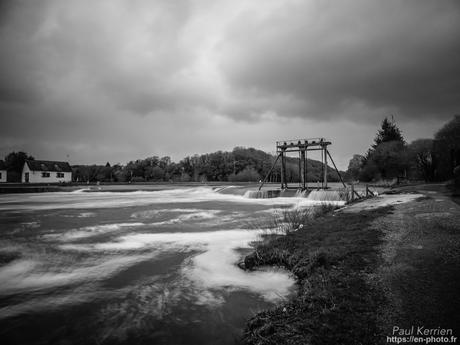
[0, 186, 343, 344]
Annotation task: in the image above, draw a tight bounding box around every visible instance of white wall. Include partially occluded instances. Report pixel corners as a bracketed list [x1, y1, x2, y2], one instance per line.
[22, 164, 72, 183]
[0, 170, 6, 183]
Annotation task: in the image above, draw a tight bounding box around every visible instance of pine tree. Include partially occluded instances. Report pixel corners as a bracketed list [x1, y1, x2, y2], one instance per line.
[372, 116, 405, 148]
[359, 116, 407, 181]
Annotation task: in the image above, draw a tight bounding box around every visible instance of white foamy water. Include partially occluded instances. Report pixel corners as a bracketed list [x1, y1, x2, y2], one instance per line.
[0, 186, 343, 211]
[78, 212, 96, 218]
[130, 208, 202, 219]
[44, 222, 146, 241]
[58, 229, 292, 303]
[0, 254, 152, 295]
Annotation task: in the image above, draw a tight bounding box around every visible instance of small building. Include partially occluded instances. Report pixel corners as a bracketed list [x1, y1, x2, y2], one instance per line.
[0, 160, 7, 183]
[22, 160, 72, 183]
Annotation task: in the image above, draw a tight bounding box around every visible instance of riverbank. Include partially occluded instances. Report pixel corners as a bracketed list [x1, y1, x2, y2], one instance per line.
[242, 184, 460, 344]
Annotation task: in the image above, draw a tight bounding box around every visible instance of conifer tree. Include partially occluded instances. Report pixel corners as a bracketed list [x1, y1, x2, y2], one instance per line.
[372, 116, 405, 148]
[359, 116, 407, 181]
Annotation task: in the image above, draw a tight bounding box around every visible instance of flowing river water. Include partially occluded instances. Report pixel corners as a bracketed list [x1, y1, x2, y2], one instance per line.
[0, 186, 344, 345]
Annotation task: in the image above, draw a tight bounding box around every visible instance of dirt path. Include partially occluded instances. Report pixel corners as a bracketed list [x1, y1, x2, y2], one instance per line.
[351, 184, 460, 341]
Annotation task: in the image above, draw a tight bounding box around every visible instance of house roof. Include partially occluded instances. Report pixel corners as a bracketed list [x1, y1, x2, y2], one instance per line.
[26, 160, 72, 172]
[0, 160, 6, 170]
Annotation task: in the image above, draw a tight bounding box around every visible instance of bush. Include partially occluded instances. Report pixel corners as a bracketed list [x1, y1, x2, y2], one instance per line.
[359, 160, 380, 182]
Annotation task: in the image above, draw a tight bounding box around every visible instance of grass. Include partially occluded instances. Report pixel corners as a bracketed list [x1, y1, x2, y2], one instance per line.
[248, 203, 340, 239]
[241, 205, 393, 345]
[274, 204, 339, 233]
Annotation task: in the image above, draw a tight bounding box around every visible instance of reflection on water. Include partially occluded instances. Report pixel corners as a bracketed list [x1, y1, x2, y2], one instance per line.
[0, 187, 333, 344]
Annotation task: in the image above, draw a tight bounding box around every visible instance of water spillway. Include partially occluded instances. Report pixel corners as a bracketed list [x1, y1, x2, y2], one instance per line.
[243, 190, 282, 199]
[294, 189, 308, 198]
[306, 189, 348, 202]
[242, 188, 349, 202]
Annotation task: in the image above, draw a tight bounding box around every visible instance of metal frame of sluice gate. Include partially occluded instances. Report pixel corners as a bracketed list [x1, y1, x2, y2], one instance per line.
[258, 138, 346, 191]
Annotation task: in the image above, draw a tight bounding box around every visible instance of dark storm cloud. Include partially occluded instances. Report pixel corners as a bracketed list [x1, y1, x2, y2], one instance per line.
[0, 0, 194, 110]
[0, 0, 51, 104]
[218, 0, 460, 122]
[1, 0, 459, 121]
[0, 0, 459, 166]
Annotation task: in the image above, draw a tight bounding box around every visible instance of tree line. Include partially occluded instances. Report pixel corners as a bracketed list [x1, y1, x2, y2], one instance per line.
[4, 115, 458, 186]
[345, 115, 460, 186]
[2, 147, 343, 183]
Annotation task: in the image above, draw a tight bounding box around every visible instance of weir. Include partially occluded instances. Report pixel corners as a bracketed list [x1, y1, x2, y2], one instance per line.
[242, 185, 377, 203]
[242, 188, 352, 203]
[259, 137, 346, 192]
[230, 137, 378, 202]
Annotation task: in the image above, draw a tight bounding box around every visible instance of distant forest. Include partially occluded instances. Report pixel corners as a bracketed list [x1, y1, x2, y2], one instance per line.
[72, 147, 343, 183]
[2, 147, 343, 184]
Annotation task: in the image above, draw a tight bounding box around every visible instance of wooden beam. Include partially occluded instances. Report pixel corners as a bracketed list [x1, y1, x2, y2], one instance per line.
[300, 150, 306, 189]
[280, 151, 287, 189]
[258, 154, 281, 191]
[326, 150, 347, 188]
[323, 146, 328, 189]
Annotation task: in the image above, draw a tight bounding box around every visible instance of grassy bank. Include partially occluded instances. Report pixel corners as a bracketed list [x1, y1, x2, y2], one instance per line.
[242, 205, 392, 345]
[242, 185, 460, 344]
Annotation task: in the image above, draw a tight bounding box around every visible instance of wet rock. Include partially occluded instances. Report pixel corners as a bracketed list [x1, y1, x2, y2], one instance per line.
[244, 253, 258, 270]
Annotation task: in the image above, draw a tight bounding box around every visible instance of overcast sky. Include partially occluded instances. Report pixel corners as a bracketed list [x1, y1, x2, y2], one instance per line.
[1, 0, 459, 169]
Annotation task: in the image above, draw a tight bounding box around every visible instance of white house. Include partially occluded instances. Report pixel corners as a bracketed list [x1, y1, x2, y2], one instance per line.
[0, 160, 6, 183]
[22, 160, 72, 183]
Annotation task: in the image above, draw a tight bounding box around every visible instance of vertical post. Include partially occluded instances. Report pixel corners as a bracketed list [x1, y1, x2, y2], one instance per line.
[298, 151, 302, 188]
[351, 183, 355, 201]
[300, 149, 306, 190]
[321, 149, 324, 189]
[304, 147, 308, 190]
[323, 145, 328, 189]
[280, 151, 286, 189]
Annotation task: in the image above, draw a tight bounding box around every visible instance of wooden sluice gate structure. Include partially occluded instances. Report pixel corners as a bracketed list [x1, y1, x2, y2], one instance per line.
[257, 138, 372, 202]
[259, 137, 346, 191]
